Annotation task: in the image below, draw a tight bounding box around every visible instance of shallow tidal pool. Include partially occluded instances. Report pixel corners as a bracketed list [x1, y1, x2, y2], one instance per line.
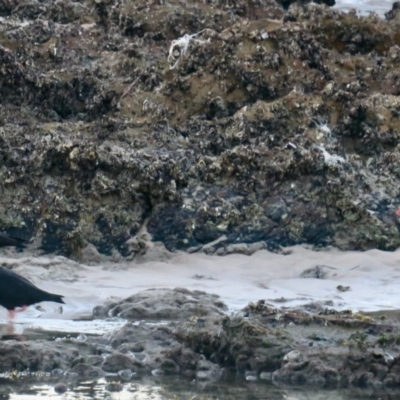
[0, 326, 395, 400]
[0, 376, 393, 400]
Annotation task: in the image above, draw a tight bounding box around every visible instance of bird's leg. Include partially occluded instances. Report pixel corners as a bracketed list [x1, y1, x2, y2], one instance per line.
[6, 306, 27, 337]
[8, 305, 26, 318]
[7, 306, 27, 322]
[14, 305, 28, 314]
[6, 310, 16, 335]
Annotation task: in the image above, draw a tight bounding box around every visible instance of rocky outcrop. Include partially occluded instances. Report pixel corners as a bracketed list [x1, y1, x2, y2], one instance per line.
[1, 289, 400, 390]
[92, 288, 228, 319]
[1, 0, 400, 257]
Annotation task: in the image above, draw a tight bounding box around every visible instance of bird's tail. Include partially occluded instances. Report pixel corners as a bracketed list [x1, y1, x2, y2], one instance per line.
[42, 292, 65, 305]
[0, 232, 27, 248]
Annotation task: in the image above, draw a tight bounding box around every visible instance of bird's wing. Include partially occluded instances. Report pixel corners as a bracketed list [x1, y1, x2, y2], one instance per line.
[0, 266, 40, 289]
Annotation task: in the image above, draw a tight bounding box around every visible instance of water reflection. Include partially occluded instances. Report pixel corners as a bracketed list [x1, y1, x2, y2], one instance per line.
[0, 375, 398, 400]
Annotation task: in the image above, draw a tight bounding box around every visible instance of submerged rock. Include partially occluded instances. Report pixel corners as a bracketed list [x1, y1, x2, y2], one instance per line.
[102, 352, 141, 373]
[67, 363, 105, 378]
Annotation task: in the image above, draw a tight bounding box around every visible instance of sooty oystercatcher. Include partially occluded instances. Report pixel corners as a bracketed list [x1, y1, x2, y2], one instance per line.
[0, 266, 65, 321]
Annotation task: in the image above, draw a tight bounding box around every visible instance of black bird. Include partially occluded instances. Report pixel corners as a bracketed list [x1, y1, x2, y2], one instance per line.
[0, 232, 27, 248]
[0, 266, 65, 321]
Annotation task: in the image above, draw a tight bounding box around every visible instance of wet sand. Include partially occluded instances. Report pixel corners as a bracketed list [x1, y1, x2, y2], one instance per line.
[2, 245, 400, 334]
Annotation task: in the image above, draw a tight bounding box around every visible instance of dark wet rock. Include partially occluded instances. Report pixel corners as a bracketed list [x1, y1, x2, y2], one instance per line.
[109, 323, 149, 349]
[54, 383, 68, 394]
[86, 355, 104, 367]
[196, 358, 222, 381]
[92, 305, 109, 319]
[277, 0, 335, 10]
[117, 343, 145, 354]
[68, 363, 105, 378]
[102, 352, 141, 373]
[102, 311, 225, 380]
[109, 323, 177, 359]
[174, 315, 293, 375]
[92, 299, 119, 319]
[106, 383, 123, 392]
[223, 241, 267, 256]
[70, 356, 86, 367]
[151, 345, 221, 380]
[0, 341, 79, 372]
[385, 2, 400, 21]
[272, 358, 341, 385]
[95, 288, 228, 320]
[300, 265, 333, 279]
[159, 358, 180, 374]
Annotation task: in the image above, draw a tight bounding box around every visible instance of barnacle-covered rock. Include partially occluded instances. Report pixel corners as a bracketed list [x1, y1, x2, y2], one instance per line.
[0, 0, 399, 256]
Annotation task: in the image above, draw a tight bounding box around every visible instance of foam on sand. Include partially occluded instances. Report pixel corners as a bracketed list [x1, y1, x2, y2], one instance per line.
[1, 244, 400, 334]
